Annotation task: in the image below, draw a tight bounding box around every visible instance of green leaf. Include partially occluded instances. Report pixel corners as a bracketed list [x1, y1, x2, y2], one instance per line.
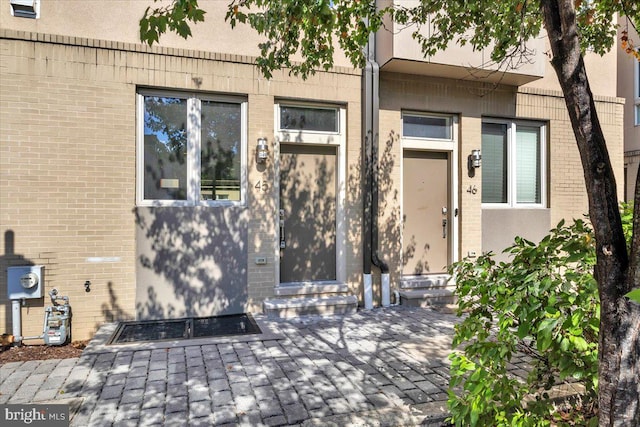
[567, 251, 585, 263]
[516, 322, 529, 339]
[570, 336, 589, 352]
[626, 288, 640, 304]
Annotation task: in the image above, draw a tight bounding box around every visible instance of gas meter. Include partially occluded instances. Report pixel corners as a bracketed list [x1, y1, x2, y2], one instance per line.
[43, 288, 71, 346]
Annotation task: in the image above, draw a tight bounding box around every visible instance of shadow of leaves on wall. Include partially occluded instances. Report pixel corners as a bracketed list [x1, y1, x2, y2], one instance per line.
[401, 234, 432, 275]
[134, 206, 249, 320]
[279, 145, 337, 282]
[101, 281, 132, 323]
[378, 131, 436, 277]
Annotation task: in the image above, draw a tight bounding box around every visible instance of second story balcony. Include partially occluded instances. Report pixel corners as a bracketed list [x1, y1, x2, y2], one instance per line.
[375, 1, 546, 86]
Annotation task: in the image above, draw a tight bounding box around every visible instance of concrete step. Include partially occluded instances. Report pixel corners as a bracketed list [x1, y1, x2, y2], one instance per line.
[263, 295, 358, 318]
[274, 282, 349, 297]
[399, 287, 457, 310]
[400, 275, 451, 289]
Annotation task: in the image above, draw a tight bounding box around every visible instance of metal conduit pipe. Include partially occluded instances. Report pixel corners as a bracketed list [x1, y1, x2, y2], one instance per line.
[362, 22, 389, 310]
[11, 299, 46, 343]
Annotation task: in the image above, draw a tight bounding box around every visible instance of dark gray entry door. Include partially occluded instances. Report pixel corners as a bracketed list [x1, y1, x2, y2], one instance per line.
[279, 144, 337, 283]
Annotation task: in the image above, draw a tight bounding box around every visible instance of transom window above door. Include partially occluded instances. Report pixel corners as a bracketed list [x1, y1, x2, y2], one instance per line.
[275, 103, 345, 144]
[402, 113, 453, 140]
[481, 119, 547, 207]
[279, 105, 339, 133]
[136, 90, 247, 206]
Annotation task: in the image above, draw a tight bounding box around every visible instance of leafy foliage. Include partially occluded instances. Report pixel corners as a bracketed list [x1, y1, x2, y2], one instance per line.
[225, 0, 382, 78]
[447, 219, 600, 426]
[620, 202, 634, 253]
[622, 202, 640, 304]
[140, 1, 639, 79]
[140, 0, 206, 46]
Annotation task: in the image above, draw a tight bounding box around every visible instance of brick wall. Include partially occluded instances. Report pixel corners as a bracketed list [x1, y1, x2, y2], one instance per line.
[0, 30, 362, 340]
[517, 87, 625, 225]
[0, 29, 623, 340]
[377, 73, 624, 286]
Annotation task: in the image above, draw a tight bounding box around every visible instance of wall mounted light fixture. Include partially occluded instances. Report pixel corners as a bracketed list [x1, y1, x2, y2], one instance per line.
[467, 149, 481, 177]
[256, 138, 269, 164]
[470, 149, 481, 168]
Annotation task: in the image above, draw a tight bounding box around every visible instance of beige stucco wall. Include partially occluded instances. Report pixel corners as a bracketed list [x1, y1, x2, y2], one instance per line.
[522, 48, 618, 97]
[0, 29, 363, 340]
[375, 0, 545, 86]
[0, 0, 355, 68]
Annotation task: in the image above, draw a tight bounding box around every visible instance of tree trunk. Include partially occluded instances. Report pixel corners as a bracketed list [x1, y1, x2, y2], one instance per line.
[540, 0, 640, 425]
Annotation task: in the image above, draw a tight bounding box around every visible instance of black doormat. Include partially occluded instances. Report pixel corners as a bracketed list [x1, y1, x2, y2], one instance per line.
[108, 314, 261, 345]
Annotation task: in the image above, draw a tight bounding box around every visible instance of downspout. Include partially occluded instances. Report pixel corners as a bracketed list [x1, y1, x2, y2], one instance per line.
[363, 22, 390, 309]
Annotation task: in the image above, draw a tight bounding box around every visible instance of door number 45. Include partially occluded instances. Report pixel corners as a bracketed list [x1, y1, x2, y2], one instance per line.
[255, 180, 269, 192]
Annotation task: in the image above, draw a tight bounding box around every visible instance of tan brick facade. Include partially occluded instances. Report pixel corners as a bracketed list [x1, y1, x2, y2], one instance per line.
[0, 30, 363, 340]
[517, 87, 625, 224]
[0, 16, 625, 341]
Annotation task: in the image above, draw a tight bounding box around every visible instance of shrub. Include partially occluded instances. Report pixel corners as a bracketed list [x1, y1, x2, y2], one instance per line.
[447, 219, 599, 426]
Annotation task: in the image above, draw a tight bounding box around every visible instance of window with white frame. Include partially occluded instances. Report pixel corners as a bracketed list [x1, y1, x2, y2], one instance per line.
[279, 105, 339, 133]
[402, 113, 452, 140]
[137, 90, 247, 206]
[10, 0, 39, 18]
[482, 119, 546, 207]
[635, 55, 640, 126]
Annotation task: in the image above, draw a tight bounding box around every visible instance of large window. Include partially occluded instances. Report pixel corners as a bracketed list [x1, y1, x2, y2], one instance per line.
[137, 90, 246, 206]
[635, 55, 640, 126]
[482, 119, 546, 207]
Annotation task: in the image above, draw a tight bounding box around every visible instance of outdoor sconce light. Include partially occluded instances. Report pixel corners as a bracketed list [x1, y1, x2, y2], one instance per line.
[467, 149, 482, 177]
[470, 149, 481, 169]
[257, 138, 269, 164]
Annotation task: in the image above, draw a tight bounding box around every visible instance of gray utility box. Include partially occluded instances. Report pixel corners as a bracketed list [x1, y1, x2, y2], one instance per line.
[7, 265, 44, 300]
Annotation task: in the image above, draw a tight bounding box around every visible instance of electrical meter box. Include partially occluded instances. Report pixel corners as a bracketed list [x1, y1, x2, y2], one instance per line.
[7, 265, 44, 300]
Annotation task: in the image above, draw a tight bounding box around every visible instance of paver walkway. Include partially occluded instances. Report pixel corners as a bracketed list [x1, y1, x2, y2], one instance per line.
[1, 307, 481, 426]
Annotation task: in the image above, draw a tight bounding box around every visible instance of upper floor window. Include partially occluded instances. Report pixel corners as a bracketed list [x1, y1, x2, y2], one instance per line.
[137, 90, 247, 206]
[635, 54, 640, 126]
[482, 119, 547, 207]
[10, 0, 39, 18]
[402, 113, 452, 140]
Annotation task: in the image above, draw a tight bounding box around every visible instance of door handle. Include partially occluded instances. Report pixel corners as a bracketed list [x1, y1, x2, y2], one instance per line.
[442, 206, 448, 239]
[279, 209, 286, 249]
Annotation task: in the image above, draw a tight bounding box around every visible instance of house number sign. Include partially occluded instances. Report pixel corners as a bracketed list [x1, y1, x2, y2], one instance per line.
[255, 180, 269, 192]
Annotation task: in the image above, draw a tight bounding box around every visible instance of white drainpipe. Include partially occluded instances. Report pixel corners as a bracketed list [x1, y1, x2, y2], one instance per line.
[381, 273, 391, 307]
[364, 273, 374, 310]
